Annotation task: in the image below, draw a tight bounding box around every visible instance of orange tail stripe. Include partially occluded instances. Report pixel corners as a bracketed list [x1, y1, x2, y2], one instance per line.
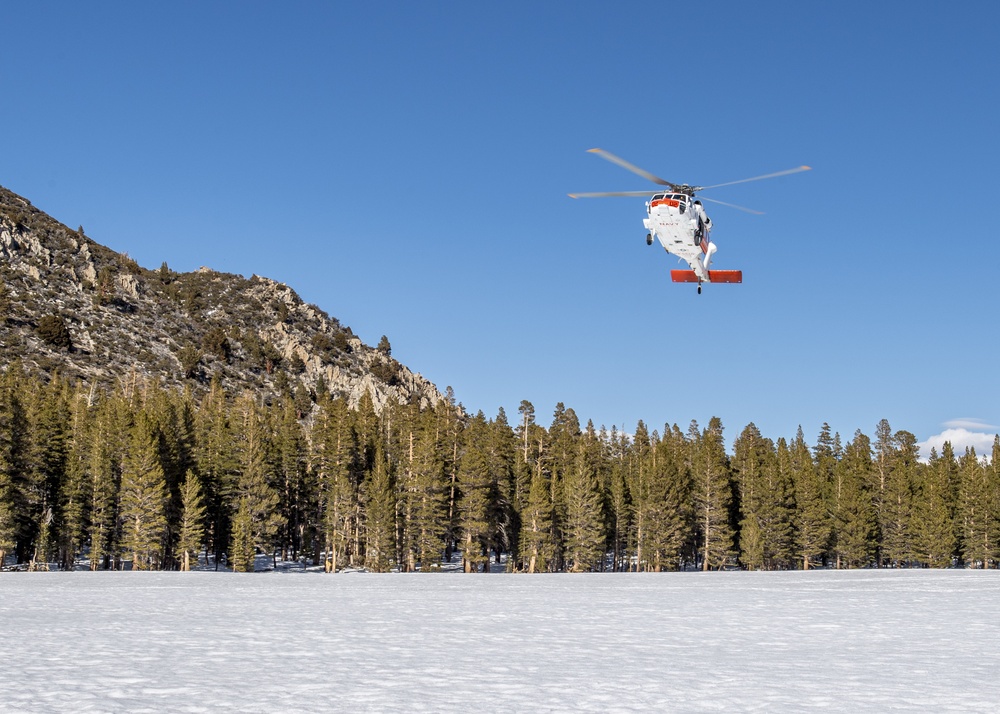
[670, 270, 743, 284]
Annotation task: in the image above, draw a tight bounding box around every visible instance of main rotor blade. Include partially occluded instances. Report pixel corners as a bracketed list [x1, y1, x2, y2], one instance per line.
[587, 148, 678, 188]
[699, 165, 811, 191]
[698, 196, 764, 215]
[568, 190, 660, 199]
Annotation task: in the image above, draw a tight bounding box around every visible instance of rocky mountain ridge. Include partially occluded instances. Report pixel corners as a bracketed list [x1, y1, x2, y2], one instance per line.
[0, 185, 443, 412]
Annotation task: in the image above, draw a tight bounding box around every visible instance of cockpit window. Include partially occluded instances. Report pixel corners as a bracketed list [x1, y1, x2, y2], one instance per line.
[650, 193, 687, 213]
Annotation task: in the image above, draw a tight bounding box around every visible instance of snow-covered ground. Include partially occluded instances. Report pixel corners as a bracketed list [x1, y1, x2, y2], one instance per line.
[2, 570, 998, 713]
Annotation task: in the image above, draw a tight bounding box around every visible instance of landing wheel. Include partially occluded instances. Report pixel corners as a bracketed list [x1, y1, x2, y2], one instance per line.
[645, 233, 653, 246]
[697, 284, 702, 295]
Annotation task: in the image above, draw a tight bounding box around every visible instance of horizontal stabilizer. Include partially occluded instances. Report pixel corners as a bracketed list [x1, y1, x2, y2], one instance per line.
[670, 270, 743, 284]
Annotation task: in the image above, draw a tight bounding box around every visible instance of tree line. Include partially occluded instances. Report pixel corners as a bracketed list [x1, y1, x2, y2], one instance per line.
[1, 364, 998, 572]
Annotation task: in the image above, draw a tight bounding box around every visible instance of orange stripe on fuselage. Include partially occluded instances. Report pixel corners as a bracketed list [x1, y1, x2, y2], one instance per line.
[650, 198, 679, 208]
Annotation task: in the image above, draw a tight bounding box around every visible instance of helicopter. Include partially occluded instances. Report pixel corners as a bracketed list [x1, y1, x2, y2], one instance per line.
[569, 149, 810, 293]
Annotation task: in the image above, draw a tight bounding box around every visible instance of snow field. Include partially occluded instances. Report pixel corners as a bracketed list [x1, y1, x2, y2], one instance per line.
[1, 570, 999, 712]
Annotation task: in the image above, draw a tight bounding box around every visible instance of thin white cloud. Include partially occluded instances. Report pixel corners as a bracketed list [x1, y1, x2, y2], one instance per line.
[943, 417, 999, 431]
[918, 424, 998, 462]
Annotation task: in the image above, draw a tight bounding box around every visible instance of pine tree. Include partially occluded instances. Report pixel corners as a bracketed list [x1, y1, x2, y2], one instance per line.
[457, 412, 494, 573]
[643, 425, 692, 571]
[562, 422, 606, 572]
[762, 439, 796, 570]
[0, 366, 29, 566]
[194, 378, 237, 567]
[734, 423, 793, 570]
[519, 459, 555, 573]
[546, 403, 581, 570]
[275, 398, 308, 561]
[353, 392, 381, 563]
[177, 470, 206, 571]
[292, 382, 312, 419]
[385, 400, 415, 571]
[229, 500, 255, 572]
[514, 400, 549, 571]
[912, 445, 958, 567]
[436, 389, 463, 564]
[143, 385, 197, 568]
[312, 394, 359, 572]
[24, 374, 71, 568]
[363, 441, 395, 572]
[518, 405, 556, 574]
[988, 437, 1000, 568]
[625, 421, 653, 571]
[119, 414, 168, 570]
[485, 408, 517, 569]
[605, 426, 632, 572]
[513, 401, 537, 524]
[58, 384, 94, 570]
[937, 441, 962, 559]
[833, 431, 876, 568]
[691, 418, 734, 570]
[87, 390, 131, 570]
[871, 419, 894, 566]
[396, 403, 448, 571]
[812, 424, 840, 566]
[734, 423, 767, 569]
[881, 429, 919, 567]
[957, 445, 994, 567]
[229, 393, 283, 572]
[791, 427, 829, 569]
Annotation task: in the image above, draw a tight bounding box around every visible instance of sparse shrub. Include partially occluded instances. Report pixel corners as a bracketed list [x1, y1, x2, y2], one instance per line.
[293, 382, 312, 417]
[37, 314, 73, 350]
[182, 284, 204, 315]
[274, 370, 291, 395]
[262, 341, 282, 375]
[311, 333, 335, 354]
[307, 303, 330, 321]
[177, 345, 202, 379]
[274, 301, 289, 323]
[242, 331, 264, 370]
[96, 266, 116, 306]
[371, 358, 401, 387]
[202, 327, 231, 361]
[120, 254, 141, 275]
[333, 331, 352, 354]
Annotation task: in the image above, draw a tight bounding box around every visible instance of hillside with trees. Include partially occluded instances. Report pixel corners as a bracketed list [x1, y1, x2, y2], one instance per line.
[0, 185, 440, 413]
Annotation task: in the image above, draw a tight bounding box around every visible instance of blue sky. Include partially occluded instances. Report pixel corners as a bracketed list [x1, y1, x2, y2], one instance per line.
[4, 2, 999, 456]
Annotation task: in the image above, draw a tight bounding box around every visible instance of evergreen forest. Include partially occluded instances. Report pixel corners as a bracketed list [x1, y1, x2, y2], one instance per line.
[1, 364, 998, 573]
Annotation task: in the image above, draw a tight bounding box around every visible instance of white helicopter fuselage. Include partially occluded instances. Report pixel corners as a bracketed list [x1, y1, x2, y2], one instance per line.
[569, 148, 808, 290]
[642, 192, 715, 281]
